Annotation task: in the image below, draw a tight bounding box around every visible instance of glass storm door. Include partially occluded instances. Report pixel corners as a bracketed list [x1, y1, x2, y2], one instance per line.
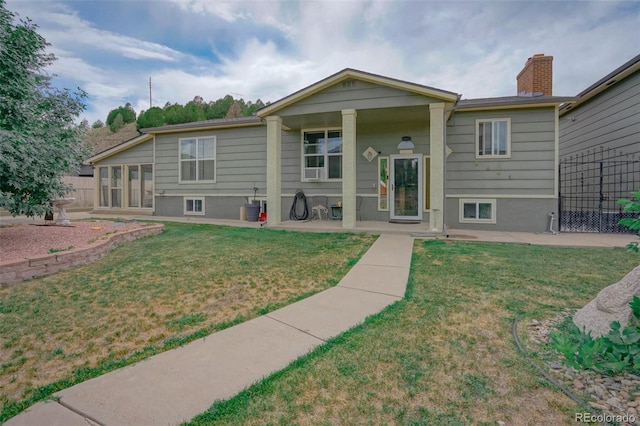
[390, 155, 422, 220]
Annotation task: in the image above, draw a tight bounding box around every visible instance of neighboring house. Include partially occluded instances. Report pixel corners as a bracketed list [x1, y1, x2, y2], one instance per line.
[558, 54, 640, 233]
[87, 54, 575, 232]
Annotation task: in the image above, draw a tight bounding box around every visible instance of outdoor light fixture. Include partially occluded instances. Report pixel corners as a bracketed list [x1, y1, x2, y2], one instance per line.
[397, 136, 415, 150]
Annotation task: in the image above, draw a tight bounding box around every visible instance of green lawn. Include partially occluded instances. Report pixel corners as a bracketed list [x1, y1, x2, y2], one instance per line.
[187, 240, 639, 425]
[0, 223, 376, 421]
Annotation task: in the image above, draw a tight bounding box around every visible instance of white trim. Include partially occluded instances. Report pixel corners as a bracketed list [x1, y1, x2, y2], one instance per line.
[475, 118, 511, 159]
[178, 136, 217, 184]
[184, 197, 205, 215]
[459, 198, 496, 224]
[301, 128, 343, 182]
[447, 194, 556, 199]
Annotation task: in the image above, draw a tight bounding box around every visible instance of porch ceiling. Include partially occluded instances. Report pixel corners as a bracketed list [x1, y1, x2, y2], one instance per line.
[280, 105, 431, 130]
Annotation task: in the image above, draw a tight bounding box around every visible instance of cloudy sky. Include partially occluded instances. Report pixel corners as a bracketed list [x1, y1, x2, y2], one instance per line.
[5, 0, 639, 125]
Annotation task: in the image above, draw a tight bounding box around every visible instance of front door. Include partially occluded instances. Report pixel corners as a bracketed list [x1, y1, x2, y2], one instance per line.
[390, 155, 422, 221]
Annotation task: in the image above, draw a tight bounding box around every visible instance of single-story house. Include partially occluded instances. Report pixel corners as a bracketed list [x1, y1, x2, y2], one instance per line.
[87, 54, 576, 232]
[558, 54, 640, 233]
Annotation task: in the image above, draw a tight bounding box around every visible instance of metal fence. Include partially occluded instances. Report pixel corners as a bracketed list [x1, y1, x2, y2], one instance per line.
[559, 148, 640, 233]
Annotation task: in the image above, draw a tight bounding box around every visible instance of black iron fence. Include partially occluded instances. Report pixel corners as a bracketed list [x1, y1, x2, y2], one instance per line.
[559, 148, 640, 233]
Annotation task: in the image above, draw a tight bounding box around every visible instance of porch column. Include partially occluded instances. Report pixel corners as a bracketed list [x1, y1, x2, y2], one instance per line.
[266, 115, 282, 225]
[429, 103, 445, 232]
[342, 109, 357, 229]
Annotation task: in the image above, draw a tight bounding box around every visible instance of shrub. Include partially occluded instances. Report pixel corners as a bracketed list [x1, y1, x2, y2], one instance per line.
[551, 296, 640, 374]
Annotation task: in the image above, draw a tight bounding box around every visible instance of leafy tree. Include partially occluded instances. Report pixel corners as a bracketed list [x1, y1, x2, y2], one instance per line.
[184, 101, 206, 123]
[109, 113, 124, 132]
[164, 103, 186, 125]
[0, 0, 89, 217]
[106, 104, 136, 126]
[206, 95, 234, 119]
[136, 106, 165, 130]
[92, 119, 104, 129]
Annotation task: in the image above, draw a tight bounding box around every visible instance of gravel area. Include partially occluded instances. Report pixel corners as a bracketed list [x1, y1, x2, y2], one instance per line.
[0, 220, 150, 262]
[527, 313, 640, 425]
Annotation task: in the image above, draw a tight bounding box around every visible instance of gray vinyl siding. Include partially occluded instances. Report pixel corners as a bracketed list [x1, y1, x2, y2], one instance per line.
[277, 79, 445, 117]
[559, 70, 640, 159]
[445, 198, 557, 232]
[154, 125, 267, 196]
[279, 118, 430, 197]
[95, 140, 153, 166]
[446, 108, 557, 196]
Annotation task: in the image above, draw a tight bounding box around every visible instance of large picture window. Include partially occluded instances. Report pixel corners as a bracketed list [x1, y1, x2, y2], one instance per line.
[180, 137, 215, 182]
[302, 129, 342, 180]
[476, 118, 510, 158]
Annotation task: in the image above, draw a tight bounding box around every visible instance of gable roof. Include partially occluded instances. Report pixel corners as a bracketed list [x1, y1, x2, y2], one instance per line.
[559, 53, 640, 116]
[256, 68, 461, 117]
[140, 116, 262, 134]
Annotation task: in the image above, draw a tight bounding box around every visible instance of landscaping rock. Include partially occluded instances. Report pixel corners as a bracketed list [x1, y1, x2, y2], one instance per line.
[573, 265, 640, 337]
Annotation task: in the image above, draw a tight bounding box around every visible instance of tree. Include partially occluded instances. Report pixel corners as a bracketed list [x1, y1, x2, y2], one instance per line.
[136, 106, 165, 130]
[0, 0, 89, 217]
[92, 119, 104, 129]
[106, 104, 136, 126]
[109, 113, 124, 132]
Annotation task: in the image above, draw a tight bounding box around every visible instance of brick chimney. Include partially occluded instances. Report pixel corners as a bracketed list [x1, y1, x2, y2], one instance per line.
[517, 53, 553, 96]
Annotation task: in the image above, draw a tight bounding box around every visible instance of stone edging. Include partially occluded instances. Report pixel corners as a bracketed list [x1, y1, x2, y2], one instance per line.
[0, 224, 164, 286]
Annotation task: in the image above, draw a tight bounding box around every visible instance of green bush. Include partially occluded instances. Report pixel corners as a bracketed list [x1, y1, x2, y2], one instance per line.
[551, 296, 640, 374]
[618, 189, 640, 252]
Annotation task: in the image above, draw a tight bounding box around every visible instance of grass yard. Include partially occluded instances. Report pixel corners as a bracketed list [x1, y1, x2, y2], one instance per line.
[0, 223, 376, 421]
[188, 239, 639, 425]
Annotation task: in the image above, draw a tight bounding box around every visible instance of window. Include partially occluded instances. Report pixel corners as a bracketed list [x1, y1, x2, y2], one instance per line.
[459, 199, 496, 223]
[180, 137, 215, 182]
[99, 167, 109, 207]
[476, 119, 510, 158]
[184, 197, 204, 215]
[99, 164, 152, 209]
[127, 164, 153, 208]
[110, 166, 122, 208]
[302, 129, 342, 180]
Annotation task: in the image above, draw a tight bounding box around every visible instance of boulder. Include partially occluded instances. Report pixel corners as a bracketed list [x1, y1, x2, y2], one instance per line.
[573, 265, 640, 337]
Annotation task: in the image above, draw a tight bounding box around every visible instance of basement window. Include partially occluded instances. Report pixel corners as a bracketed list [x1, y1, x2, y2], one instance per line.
[459, 199, 496, 224]
[184, 197, 204, 215]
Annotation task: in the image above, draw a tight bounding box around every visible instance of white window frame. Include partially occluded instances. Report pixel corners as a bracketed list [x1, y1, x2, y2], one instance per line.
[459, 199, 496, 224]
[476, 118, 511, 159]
[184, 197, 205, 215]
[125, 164, 154, 209]
[179, 136, 216, 183]
[301, 128, 342, 182]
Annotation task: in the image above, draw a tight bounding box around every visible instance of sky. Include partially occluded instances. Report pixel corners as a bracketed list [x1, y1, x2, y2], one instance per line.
[5, 0, 640, 125]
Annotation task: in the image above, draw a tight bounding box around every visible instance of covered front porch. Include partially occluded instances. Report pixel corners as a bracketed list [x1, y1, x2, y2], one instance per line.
[257, 69, 459, 233]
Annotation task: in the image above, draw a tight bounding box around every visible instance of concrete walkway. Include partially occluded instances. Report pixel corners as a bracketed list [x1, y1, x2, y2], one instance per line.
[5, 234, 413, 426]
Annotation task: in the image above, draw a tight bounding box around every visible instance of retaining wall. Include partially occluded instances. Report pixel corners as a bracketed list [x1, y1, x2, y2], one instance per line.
[0, 224, 164, 286]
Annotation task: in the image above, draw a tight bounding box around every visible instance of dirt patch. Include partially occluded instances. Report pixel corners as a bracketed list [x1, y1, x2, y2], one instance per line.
[0, 220, 152, 262]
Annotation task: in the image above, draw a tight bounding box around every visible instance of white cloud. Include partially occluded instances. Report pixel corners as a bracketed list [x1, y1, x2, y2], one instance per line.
[6, 0, 638, 125]
[168, 0, 247, 22]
